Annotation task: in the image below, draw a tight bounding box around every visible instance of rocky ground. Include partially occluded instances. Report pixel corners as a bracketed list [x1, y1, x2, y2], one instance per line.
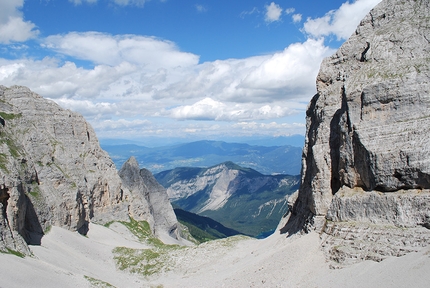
[0, 222, 429, 288]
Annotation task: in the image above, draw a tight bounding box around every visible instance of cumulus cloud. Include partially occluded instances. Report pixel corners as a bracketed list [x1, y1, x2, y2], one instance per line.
[43, 32, 199, 69]
[157, 38, 333, 105]
[292, 14, 302, 23]
[285, 8, 295, 15]
[303, 0, 382, 40]
[265, 2, 283, 23]
[3, 1, 375, 139]
[0, 34, 333, 131]
[168, 98, 297, 121]
[0, 0, 39, 44]
[0, 57, 140, 99]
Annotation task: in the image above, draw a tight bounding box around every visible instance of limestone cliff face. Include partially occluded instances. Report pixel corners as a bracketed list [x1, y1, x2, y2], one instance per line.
[119, 157, 180, 240]
[0, 85, 179, 254]
[282, 0, 430, 263]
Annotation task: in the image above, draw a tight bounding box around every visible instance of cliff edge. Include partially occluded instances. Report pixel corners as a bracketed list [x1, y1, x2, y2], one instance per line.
[0, 85, 180, 255]
[281, 0, 430, 264]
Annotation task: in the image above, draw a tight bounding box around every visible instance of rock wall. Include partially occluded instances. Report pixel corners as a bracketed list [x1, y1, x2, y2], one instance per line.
[119, 157, 180, 240]
[282, 0, 430, 264]
[0, 85, 179, 254]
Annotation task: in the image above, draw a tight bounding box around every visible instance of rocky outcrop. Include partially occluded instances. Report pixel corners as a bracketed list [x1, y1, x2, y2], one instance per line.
[119, 157, 180, 240]
[282, 0, 430, 264]
[0, 85, 180, 255]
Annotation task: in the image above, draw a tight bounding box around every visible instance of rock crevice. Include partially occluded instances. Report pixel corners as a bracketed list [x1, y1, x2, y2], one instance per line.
[0, 85, 181, 254]
[282, 0, 430, 264]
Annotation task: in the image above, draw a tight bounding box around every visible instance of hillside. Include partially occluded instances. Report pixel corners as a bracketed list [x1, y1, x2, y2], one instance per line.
[102, 140, 302, 175]
[155, 161, 300, 237]
[174, 208, 242, 242]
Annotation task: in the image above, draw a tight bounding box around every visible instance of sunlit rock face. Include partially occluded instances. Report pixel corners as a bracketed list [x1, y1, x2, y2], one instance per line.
[0, 85, 180, 254]
[119, 156, 180, 240]
[282, 0, 430, 264]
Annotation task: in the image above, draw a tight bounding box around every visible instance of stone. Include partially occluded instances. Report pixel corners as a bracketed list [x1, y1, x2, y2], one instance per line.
[0, 85, 181, 254]
[281, 0, 430, 264]
[119, 157, 180, 240]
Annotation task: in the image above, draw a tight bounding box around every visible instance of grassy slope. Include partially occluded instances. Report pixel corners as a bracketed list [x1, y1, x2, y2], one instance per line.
[174, 208, 242, 243]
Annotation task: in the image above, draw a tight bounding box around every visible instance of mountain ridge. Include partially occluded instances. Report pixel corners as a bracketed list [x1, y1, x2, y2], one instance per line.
[155, 161, 300, 237]
[0, 85, 183, 254]
[102, 139, 302, 175]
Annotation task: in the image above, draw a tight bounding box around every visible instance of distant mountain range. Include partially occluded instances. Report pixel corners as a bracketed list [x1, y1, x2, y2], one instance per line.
[155, 161, 300, 237]
[102, 139, 303, 175]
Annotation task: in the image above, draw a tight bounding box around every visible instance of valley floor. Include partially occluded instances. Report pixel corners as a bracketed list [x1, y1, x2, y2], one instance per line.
[0, 222, 429, 288]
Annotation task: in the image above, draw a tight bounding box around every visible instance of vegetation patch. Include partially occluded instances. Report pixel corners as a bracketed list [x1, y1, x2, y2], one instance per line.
[84, 275, 116, 288]
[112, 218, 183, 277]
[0, 248, 26, 258]
[0, 112, 21, 121]
[113, 247, 165, 276]
[0, 153, 8, 172]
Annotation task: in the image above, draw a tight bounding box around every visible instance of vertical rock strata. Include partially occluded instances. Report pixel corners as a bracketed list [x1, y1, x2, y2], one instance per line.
[0, 85, 179, 254]
[282, 0, 430, 263]
[119, 157, 180, 240]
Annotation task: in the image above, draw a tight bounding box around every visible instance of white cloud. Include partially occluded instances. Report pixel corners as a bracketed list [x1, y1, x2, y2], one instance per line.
[265, 2, 283, 23]
[94, 119, 151, 130]
[168, 98, 297, 122]
[240, 7, 259, 18]
[0, 34, 333, 132]
[157, 38, 334, 105]
[285, 8, 295, 15]
[113, 0, 147, 7]
[69, 0, 147, 6]
[292, 14, 302, 23]
[239, 38, 333, 97]
[69, 0, 97, 5]
[303, 0, 382, 40]
[0, 0, 39, 44]
[195, 4, 207, 13]
[43, 32, 199, 69]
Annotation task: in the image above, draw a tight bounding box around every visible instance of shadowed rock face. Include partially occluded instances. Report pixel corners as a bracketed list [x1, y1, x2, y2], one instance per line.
[119, 157, 180, 240]
[0, 86, 179, 254]
[282, 0, 430, 263]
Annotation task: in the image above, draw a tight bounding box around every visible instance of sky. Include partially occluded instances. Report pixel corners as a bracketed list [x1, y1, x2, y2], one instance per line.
[0, 0, 382, 146]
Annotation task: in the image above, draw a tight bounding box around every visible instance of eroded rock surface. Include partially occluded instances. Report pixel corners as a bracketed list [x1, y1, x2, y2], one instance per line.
[0, 85, 180, 254]
[119, 157, 180, 240]
[282, 0, 430, 264]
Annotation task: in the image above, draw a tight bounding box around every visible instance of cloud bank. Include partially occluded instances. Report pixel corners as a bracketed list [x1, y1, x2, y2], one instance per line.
[0, 0, 382, 141]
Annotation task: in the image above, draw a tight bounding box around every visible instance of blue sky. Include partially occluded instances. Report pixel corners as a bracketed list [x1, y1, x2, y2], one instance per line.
[0, 0, 381, 146]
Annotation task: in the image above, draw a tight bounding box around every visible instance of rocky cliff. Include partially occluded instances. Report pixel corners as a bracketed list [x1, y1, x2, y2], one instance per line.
[281, 0, 430, 264]
[119, 157, 180, 240]
[0, 85, 180, 255]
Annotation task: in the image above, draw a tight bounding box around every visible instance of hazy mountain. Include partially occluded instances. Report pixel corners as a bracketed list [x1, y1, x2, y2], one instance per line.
[102, 140, 302, 175]
[155, 162, 300, 237]
[99, 135, 305, 148]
